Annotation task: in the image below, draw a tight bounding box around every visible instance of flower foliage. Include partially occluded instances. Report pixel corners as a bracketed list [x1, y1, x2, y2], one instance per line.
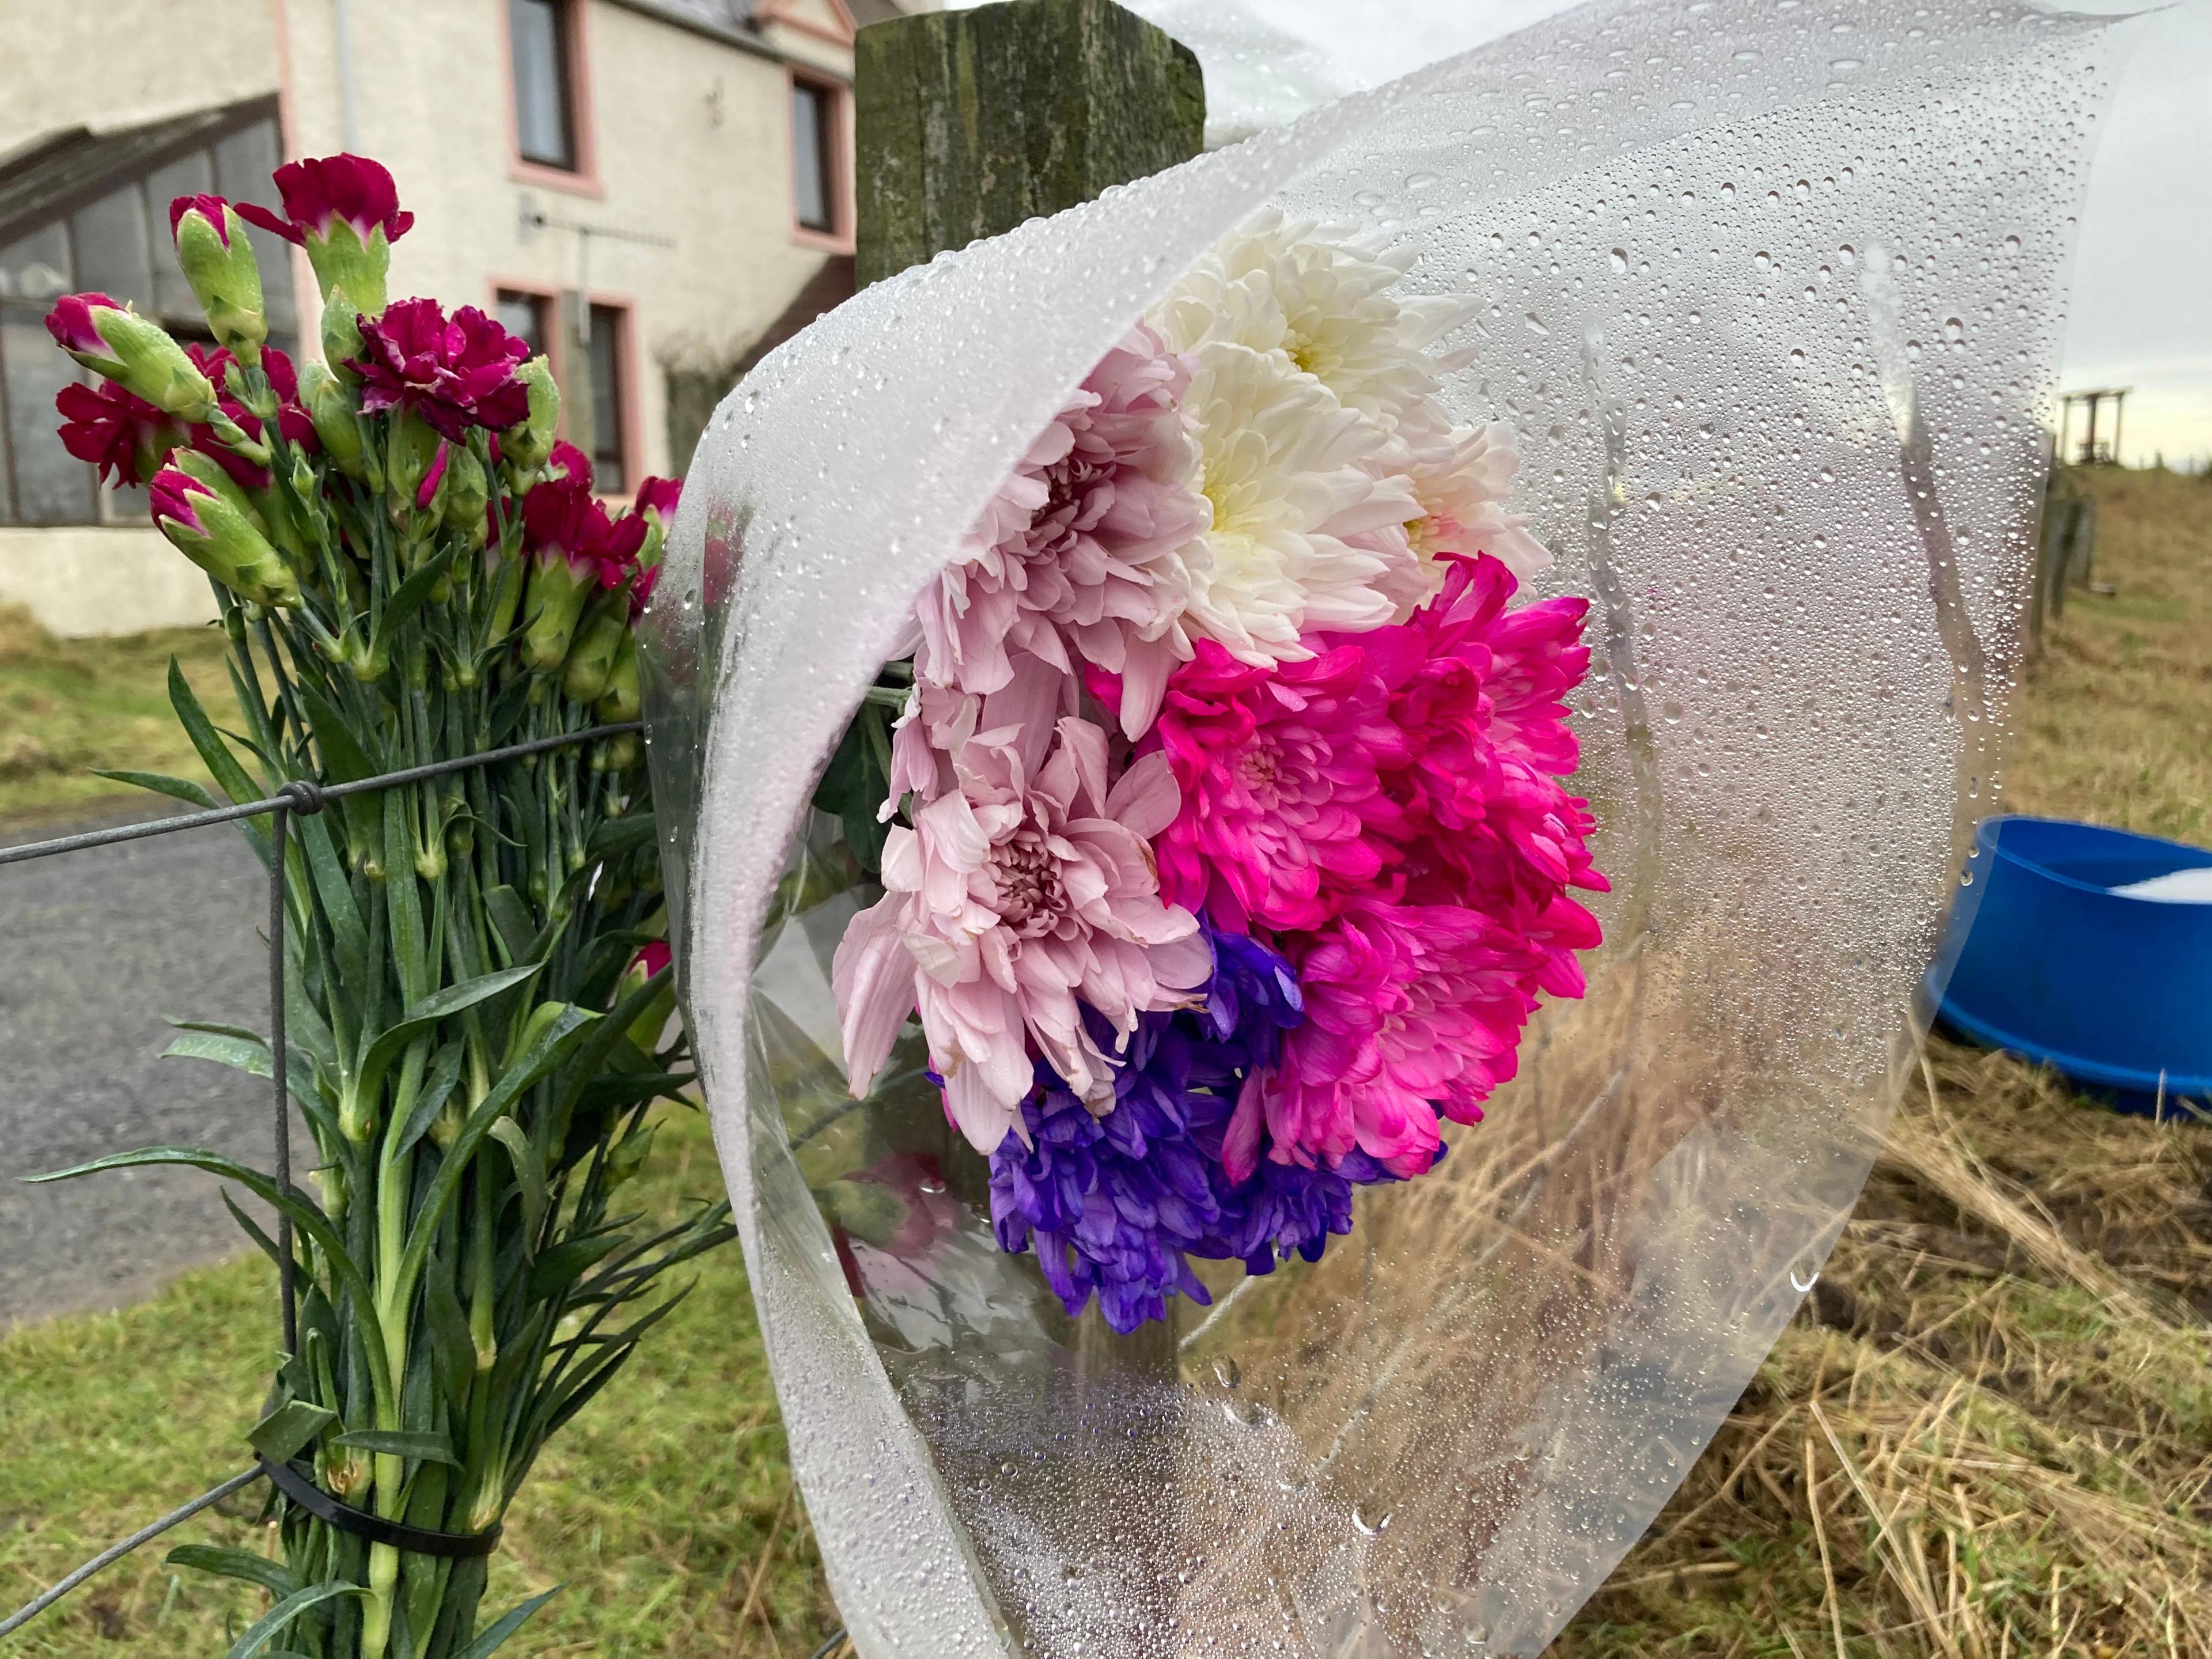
[40, 154, 706, 1659]
[827, 210, 1606, 1332]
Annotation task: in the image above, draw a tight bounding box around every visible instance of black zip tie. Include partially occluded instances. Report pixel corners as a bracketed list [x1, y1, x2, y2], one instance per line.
[258, 1457, 503, 1558]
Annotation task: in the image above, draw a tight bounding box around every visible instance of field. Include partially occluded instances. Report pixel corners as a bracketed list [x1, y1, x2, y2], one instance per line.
[1, 464, 2206, 1656]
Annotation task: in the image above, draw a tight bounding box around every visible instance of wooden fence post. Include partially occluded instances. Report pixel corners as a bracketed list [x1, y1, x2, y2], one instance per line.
[850, 0, 1205, 1376]
[854, 0, 1205, 289]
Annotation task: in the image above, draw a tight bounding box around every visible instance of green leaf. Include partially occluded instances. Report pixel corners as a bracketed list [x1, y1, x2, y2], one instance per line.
[297, 808, 370, 995]
[392, 1041, 466, 1160]
[222, 1581, 368, 1659]
[221, 1190, 286, 1274]
[169, 658, 271, 865]
[425, 1266, 476, 1406]
[483, 884, 535, 971]
[392, 1006, 600, 1315]
[385, 789, 430, 1006]
[331, 1429, 459, 1467]
[453, 1587, 562, 1659]
[297, 680, 382, 861]
[370, 545, 460, 661]
[525, 1233, 625, 1301]
[354, 961, 543, 1111]
[248, 1399, 338, 1463]
[583, 811, 656, 862]
[89, 769, 222, 811]
[28, 1147, 389, 1403]
[489, 1117, 548, 1245]
[165, 1545, 302, 1602]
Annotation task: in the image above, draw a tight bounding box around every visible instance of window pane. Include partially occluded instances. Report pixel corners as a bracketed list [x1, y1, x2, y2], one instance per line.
[217, 120, 296, 328]
[3, 316, 98, 522]
[0, 222, 71, 304]
[588, 304, 624, 494]
[510, 0, 576, 171]
[146, 151, 214, 317]
[791, 82, 832, 232]
[496, 290, 546, 355]
[73, 184, 153, 312]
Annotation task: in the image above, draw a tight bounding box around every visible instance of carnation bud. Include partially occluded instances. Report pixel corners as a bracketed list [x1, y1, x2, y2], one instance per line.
[169, 196, 267, 366]
[521, 556, 594, 673]
[602, 1121, 657, 1195]
[46, 293, 220, 422]
[595, 628, 641, 724]
[561, 608, 628, 705]
[150, 464, 299, 609]
[321, 288, 365, 381]
[385, 411, 441, 509]
[499, 357, 559, 474]
[442, 447, 491, 547]
[298, 359, 369, 479]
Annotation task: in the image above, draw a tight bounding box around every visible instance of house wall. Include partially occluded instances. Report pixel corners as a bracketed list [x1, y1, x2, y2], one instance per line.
[1, 0, 858, 634]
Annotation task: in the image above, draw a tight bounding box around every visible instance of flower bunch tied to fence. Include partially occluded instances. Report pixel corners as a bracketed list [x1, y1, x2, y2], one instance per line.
[32, 154, 726, 1658]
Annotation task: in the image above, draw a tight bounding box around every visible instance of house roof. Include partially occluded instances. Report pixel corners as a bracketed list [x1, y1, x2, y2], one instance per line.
[0, 97, 277, 250]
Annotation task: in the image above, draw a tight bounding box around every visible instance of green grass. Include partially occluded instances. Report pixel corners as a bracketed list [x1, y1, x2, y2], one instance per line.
[0, 603, 236, 829]
[0, 1108, 837, 1658]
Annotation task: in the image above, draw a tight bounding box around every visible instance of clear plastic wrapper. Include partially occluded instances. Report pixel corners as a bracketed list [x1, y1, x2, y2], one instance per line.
[638, 0, 2110, 1650]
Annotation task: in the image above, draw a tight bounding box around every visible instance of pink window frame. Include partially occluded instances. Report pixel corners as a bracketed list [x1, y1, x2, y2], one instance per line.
[787, 67, 855, 255]
[486, 278, 643, 498]
[500, 0, 605, 198]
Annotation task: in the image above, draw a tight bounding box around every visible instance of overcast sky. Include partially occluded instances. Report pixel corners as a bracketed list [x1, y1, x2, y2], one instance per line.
[986, 0, 2212, 468]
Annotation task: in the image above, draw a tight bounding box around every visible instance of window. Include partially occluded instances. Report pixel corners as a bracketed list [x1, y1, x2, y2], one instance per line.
[495, 289, 550, 357]
[791, 78, 837, 235]
[510, 0, 578, 172]
[0, 108, 296, 525]
[585, 304, 627, 493]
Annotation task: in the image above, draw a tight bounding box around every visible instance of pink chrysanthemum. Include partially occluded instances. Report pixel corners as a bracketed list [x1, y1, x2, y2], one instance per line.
[1149, 635, 1410, 934]
[915, 321, 1209, 739]
[1224, 899, 1543, 1181]
[834, 660, 1213, 1156]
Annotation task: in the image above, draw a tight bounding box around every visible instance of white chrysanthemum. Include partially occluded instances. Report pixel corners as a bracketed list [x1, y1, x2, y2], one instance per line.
[1397, 421, 1552, 592]
[1173, 341, 1419, 664]
[1149, 208, 1474, 440]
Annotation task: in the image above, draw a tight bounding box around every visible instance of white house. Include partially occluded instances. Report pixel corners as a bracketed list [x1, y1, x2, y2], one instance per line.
[0, 0, 922, 634]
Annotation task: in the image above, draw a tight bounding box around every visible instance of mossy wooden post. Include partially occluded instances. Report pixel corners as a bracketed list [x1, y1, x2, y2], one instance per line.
[855, 0, 1204, 289]
[853, 0, 1203, 1378]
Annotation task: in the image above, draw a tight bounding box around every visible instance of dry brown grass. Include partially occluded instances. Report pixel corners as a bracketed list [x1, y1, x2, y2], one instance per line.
[1552, 465, 2212, 1657]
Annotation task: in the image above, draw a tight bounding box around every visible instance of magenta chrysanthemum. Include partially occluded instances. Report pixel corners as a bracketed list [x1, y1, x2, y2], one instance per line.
[915, 321, 1209, 738]
[834, 658, 1213, 1155]
[1226, 899, 1543, 1180]
[1150, 635, 1408, 934]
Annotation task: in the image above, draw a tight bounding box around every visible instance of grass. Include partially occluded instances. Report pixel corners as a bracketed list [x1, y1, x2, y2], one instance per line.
[2, 465, 2207, 1656]
[0, 603, 234, 830]
[0, 1107, 839, 1658]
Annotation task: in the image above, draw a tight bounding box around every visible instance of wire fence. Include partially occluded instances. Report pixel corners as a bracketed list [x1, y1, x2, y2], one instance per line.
[0, 725, 665, 1642]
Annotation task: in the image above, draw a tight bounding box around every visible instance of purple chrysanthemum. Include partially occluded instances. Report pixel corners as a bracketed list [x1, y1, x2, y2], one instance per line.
[987, 921, 1402, 1333]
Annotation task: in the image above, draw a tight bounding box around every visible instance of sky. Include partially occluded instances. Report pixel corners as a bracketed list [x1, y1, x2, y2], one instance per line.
[963, 0, 2212, 469]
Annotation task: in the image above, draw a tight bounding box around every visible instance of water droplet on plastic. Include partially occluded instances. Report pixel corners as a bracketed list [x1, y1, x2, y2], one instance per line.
[1609, 248, 1629, 274]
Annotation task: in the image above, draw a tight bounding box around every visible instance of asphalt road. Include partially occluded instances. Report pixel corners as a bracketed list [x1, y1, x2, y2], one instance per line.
[0, 807, 285, 1331]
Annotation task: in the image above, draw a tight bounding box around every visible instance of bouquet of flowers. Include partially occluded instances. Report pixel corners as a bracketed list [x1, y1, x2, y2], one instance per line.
[38, 154, 724, 1658]
[822, 211, 1607, 1333]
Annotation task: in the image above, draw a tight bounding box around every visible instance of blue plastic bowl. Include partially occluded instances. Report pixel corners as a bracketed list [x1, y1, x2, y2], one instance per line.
[1935, 816, 2212, 1112]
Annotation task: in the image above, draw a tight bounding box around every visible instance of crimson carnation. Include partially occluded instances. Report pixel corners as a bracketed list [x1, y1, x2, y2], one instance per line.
[55, 378, 176, 488]
[347, 298, 531, 440]
[236, 154, 414, 248]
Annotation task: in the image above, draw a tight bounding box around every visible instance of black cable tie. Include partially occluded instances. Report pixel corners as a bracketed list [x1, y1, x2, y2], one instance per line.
[278, 779, 328, 816]
[257, 1457, 502, 1558]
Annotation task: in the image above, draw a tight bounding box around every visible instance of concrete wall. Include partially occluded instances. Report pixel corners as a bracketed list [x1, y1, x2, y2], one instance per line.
[0, 528, 219, 637]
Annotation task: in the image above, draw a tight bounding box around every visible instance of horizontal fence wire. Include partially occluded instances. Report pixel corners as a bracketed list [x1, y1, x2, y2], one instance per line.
[0, 722, 646, 867]
[0, 720, 647, 1641]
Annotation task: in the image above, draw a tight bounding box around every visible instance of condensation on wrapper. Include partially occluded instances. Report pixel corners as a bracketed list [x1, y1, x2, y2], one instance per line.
[637, 0, 2109, 1652]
